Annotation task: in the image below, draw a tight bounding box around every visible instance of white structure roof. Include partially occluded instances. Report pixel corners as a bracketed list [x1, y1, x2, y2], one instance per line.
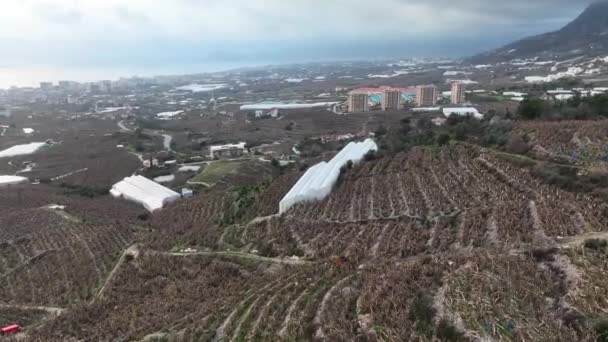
[546, 90, 573, 95]
[176, 84, 228, 93]
[0, 176, 28, 186]
[412, 107, 441, 112]
[240, 102, 338, 111]
[279, 139, 378, 214]
[156, 110, 184, 118]
[442, 108, 483, 119]
[111, 175, 180, 212]
[209, 142, 247, 156]
[0, 142, 47, 158]
[503, 92, 528, 97]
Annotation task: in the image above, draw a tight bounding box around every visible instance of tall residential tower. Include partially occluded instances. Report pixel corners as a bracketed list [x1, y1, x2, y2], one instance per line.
[348, 92, 369, 112]
[416, 85, 438, 106]
[382, 89, 401, 111]
[451, 82, 466, 104]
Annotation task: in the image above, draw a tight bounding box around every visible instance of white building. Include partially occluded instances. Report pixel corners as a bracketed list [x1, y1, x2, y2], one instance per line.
[181, 188, 194, 199]
[442, 107, 483, 119]
[209, 142, 248, 159]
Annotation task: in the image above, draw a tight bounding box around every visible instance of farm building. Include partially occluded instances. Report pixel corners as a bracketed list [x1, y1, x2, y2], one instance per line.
[110, 175, 181, 212]
[209, 142, 248, 159]
[279, 138, 378, 213]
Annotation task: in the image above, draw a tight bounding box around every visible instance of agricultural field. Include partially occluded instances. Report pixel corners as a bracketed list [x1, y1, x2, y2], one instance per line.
[150, 108, 405, 150]
[0, 185, 144, 313]
[28, 248, 608, 341]
[151, 144, 608, 260]
[514, 120, 608, 166]
[2, 112, 608, 340]
[190, 159, 273, 189]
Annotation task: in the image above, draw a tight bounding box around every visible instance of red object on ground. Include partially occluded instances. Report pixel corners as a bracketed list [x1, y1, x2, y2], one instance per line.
[1, 324, 21, 335]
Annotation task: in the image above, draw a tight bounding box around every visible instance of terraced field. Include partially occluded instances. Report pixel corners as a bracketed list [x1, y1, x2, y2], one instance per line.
[0, 186, 143, 317]
[514, 120, 608, 165]
[215, 144, 608, 260]
[5, 141, 608, 341]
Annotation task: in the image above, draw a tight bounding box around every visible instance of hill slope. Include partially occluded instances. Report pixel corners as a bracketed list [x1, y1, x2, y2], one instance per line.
[470, 1, 608, 63]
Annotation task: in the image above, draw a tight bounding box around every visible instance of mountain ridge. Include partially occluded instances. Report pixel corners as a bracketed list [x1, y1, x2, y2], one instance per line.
[469, 1, 608, 63]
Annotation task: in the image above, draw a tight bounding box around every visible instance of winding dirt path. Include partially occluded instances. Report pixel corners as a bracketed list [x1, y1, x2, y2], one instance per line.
[92, 244, 140, 303]
[0, 303, 65, 316]
[153, 250, 311, 266]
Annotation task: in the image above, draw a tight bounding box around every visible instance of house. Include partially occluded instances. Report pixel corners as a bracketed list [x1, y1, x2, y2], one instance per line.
[143, 158, 160, 169]
[209, 142, 248, 159]
[182, 188, 194, 198]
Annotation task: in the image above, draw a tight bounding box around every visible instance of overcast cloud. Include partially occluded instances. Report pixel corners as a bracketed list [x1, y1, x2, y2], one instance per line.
[0, 0, 595, 82]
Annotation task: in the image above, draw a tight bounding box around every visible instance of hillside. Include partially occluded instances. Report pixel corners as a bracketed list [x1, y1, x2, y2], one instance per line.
[16, 130, 608, 341]
[469, 1, 608, 63]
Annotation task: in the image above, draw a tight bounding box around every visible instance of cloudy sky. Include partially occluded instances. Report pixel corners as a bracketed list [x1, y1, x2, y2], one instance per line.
[0, 0, 594, 85]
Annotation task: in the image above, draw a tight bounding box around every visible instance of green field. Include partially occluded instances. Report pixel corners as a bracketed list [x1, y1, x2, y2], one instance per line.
[191, 160, 246, 185]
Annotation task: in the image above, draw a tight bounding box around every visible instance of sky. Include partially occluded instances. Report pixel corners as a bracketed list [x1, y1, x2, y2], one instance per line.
[0, 0, 596, 86]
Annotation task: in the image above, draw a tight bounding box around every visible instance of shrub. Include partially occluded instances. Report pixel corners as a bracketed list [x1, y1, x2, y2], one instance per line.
[594, 320, 608, 342]
[409, 293, 436, 337]
[584, 239, 608, 252]
[436, 319, 466, 342]
[528, 247, 558, 262]
[437, 133, 450, 146]
[505, 134, 531, 155]
[364, 150, 378, 162]
[62, 183, 109, 198]
[375, 125, 388, 137]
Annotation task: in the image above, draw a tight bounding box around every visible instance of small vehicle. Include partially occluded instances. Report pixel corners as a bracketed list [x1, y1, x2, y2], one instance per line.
[0, 324, 21, 335]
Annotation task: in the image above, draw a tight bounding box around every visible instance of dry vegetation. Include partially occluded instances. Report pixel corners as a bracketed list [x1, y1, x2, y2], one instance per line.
[514, 120, 608, 166]
[2, 117, 608, 340]
[0, 186, 144, 309]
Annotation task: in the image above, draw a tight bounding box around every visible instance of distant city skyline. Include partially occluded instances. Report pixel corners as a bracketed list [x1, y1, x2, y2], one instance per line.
[0, 0, 595, 87]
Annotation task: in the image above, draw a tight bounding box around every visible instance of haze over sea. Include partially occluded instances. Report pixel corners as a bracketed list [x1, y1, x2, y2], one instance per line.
[0, 62, 257, 89]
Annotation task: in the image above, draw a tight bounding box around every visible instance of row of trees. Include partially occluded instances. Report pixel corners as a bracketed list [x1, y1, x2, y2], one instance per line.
[518, 93, 608, 120]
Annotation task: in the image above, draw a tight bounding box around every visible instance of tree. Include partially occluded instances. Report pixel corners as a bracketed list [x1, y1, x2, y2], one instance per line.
[517, 97, 545, 120]
[375, 125, 388, 137]
[436, 133, 450, 146]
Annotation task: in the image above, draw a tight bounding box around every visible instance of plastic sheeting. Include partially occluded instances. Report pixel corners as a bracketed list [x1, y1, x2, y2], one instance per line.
[279, 138, 378, 214]
[111, 175, 181, 212]
[0, 142, 46, 158]
[0, 176, 28, 186]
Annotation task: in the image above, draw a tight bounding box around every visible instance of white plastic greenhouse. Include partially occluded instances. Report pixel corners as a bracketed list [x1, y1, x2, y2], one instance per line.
[111, 175, 181, 212]
[279, 138, 378, 214]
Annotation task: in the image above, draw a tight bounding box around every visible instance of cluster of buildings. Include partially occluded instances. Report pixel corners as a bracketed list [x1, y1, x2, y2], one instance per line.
[347, 82, 467, 113]
[40, 80, 113, 93]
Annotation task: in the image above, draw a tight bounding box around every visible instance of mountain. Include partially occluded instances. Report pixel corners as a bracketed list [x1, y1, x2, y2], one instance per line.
[469, 1, 608, 63]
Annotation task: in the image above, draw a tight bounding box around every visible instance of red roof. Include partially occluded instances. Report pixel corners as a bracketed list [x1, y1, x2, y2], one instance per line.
[350, 86, 416, 94]
[1, 325, 20, 334]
